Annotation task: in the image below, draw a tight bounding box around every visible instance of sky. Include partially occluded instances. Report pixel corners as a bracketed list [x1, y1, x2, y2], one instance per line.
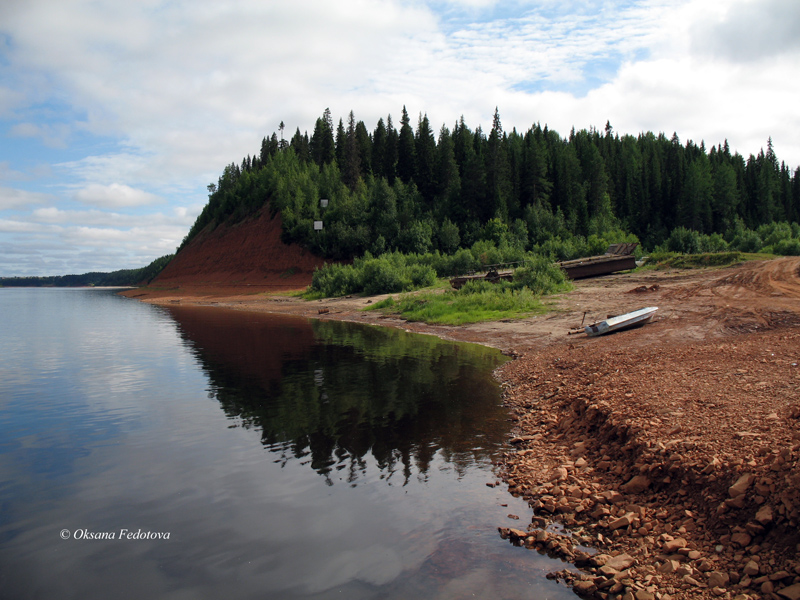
[1, 0, 799, 276]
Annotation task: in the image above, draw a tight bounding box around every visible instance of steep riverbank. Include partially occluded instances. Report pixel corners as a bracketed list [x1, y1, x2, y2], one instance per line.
[123, 257, 800, 600]
[140, 207, 327, 295]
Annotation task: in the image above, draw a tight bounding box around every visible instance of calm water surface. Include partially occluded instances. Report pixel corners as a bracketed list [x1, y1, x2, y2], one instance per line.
[0, 288, 571, 599]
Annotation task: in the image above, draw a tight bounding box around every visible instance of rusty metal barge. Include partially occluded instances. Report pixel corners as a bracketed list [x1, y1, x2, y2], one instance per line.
[556, 243, 638, 280]
[448, 244, 639, 289]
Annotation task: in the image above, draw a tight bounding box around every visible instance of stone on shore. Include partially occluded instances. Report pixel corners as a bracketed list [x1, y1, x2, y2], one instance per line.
[728, 473, 754, 498]
[621, 475, 651, 494]
[777, 583, 800, 600]
[755, 504, 774, 525]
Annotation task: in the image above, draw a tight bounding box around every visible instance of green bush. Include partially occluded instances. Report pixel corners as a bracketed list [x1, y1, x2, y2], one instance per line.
[407, 264, 437, 288]
[730, 229, 763, 253]
[448, 248, 479, 276]
[309, 262, 360, 297]
[399, 221, 433, 254]
[359, 258, 408, 295]
[512, 256, 570, 295]
[308, 251, 439, 297]
[758, 222, 793, 247]
[665, 227, 702, 254]
[700, 232, 729, 253]
[647, 251, 743, 269]
[470, 239, 505, 265]
[585, 234, 610, 256]
[774, 238, 800, 256]
[535, 237, 581, 261]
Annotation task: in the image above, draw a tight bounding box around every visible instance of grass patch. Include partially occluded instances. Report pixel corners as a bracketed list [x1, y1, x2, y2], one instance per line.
[301, 289, 328, 300]
[642, 251, 780, 271]
[365, 275, 571, 325]
[260, 289, 306, 298]
[365, 287, 554, 325]
[642, 251, 744, 270]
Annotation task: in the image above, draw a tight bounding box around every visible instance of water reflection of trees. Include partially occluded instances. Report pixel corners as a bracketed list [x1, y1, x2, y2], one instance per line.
[168, 306, 510, 485]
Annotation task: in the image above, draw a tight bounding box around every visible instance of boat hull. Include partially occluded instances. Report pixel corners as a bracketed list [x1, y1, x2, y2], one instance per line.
[585, 307, 658, 337]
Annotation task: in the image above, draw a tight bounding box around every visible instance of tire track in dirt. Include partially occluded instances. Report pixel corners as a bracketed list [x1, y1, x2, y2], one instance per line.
[660, 258, 800, 337]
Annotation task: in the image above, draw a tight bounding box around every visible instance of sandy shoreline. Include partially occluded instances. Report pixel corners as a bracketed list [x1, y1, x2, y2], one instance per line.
[122, 257, 800, 600]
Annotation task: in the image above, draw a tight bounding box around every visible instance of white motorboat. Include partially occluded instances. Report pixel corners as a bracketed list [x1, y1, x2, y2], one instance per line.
[584, 307, 658, 337]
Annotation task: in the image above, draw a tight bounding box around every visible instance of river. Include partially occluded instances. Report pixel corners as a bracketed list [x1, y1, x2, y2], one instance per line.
[0, 288, 571, 599]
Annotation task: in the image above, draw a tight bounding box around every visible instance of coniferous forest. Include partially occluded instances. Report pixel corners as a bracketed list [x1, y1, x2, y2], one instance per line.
[183, 107, 800, 264]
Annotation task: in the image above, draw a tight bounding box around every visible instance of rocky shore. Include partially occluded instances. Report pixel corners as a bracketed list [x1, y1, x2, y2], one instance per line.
[496, 328, 800, 600]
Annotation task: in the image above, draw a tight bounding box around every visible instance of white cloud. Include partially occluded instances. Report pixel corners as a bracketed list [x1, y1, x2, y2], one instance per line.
[691, 0, 800, 62]
[481, 0, 800, 166]
[8, 0, 798, 171]
[442, 3, 667, 89]
[2, 0, 800, 276]
[0, 162, 27, 181]
[0, 187, 51, 210]
[73, 183, 161, 208]
[9, 122, 70, 148]
[0, 217, 188, 276]
[31, 205, 198, 228]
[56, 153, 153, 186]
[3, 0, 434, 163]
[0, 218, 55, 233]
[0, 85, 25, 117]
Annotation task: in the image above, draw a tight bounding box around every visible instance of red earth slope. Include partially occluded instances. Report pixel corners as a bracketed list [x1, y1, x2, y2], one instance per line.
[147, 208, 327, 296]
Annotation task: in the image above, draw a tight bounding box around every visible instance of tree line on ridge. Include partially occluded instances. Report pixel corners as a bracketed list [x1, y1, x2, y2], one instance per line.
[182, 107, 800, 261]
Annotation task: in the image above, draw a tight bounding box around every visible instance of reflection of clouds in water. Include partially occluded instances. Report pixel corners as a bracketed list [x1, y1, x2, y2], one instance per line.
[1, 289, 197, 421]
[304, 544, 404, 591]
[40, 425, 441, 597]
[437, 567, 495, 599]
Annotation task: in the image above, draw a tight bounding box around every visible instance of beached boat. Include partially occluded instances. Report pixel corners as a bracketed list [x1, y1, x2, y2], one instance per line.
[584, 306, 658, 337]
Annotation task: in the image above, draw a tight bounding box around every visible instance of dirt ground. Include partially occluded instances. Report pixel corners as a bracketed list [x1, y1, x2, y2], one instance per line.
[122, 257, 800, 600]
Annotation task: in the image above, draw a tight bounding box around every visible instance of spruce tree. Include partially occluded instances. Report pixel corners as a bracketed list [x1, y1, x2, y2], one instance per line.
[309, 109, 336, 166]
[335, 118, 346, 167]
[486, 108, 511, 221]
[711, 161, 739, 232]
[435, 125, 461, 213]
[383, 115, 398, 184]
[521, 128, 552, 209]
[290, 128, 310, 162]
[355, 120, 372, 176]
[372, 118, 387, 179]
[414, 113, 437, 203]
[343, 111, 361, 190]
[397, 106, 416, 184]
